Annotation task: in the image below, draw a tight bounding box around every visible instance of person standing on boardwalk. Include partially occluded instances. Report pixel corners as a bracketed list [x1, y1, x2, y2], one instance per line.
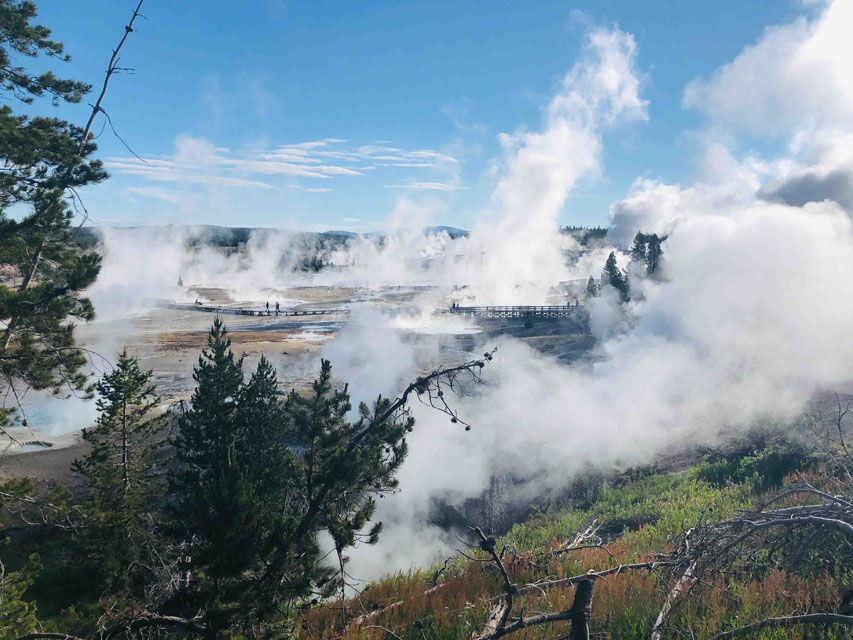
[275, 302, 280, 316]
[265, 301, 270, 315]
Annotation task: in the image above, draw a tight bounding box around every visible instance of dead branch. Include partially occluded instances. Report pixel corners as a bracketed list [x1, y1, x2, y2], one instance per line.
[650, 561, 697, 640]
[12, 615, 210, 640]
[348, 602, 404, 629]
[531, 521, 614, 564]
[13, 634, 86, 640]
[513, 561, 671, 598]
[79, 1, 145, 152]
[705, 613, 853, 640]
[472, 526, 515, 638]
[477, 578, 596, 640]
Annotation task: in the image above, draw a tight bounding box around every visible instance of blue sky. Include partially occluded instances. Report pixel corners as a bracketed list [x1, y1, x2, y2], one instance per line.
[33, 1, 804, 231]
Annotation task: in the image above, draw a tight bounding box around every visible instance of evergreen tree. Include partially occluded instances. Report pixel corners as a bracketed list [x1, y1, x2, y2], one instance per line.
[0, 5, 108, 633]
[167, 320, 410, 633]
[645, 234, 663, 275]
[0, 0, 108, 429]
[602, 251, 630, 302]
[586, 275, 598, 298]
[72, 349, 164, 592]
[629, 232, 647, 264]
[0, 553, 40, 636]
[284, 362, 409, 607]
[167, 318, 256, 628]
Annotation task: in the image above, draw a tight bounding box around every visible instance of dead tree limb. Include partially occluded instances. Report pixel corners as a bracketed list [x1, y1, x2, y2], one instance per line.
[13, 635, 86, 640]
[513, 561, 671, 598]
[79, 0, 145, 152]
[705, 613, 853, 640]
[476, 578, 596, 640]
[650, 560, 697, 640]
[472, 526, 515, 639]
[13, 615, 210, 640]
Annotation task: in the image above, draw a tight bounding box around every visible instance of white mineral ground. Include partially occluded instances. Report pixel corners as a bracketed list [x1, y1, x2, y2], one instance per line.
[0, 281, 506, 486]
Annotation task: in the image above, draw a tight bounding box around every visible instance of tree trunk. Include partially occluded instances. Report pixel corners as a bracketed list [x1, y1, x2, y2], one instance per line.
[122, 398, 129, 492]
[1, 243, 42, 352]
[569, 579, 595, 640]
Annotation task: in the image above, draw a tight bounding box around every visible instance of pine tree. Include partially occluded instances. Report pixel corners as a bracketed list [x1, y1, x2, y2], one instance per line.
[168, 318, 257, 628]
[602, 251, 630, 302]
[72, 349, 164, 591]
[645, 234, 663, 275]
[0, 553, 41, 636]
[166, 320, 411, 633]
[629, 232, 647, 264]
[586, 275, 598, 298]
[0, 0, 108, 430]
[284, 362, 409, 607]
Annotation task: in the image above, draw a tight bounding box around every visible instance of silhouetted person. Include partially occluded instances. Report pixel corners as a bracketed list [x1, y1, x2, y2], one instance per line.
[275, 302, 280, 316]
[265, 301, 270, 315]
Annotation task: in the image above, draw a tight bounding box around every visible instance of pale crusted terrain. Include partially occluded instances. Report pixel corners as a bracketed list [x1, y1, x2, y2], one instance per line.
[0, 286, 592, 486]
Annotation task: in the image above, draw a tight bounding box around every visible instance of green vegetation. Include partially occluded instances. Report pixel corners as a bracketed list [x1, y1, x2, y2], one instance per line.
[601, 251, 630, 302]
[0, 318, 422, 638]
[72, 349, 164, 596]
[629, 231, 665, 276]
[0, 0, 108, 431]
[2, 321, 851, 639]
[302, 446, 851, 639]
[561, 226, 608, 246]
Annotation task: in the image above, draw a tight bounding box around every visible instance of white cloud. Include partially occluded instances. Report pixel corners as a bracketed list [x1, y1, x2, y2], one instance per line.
[125, 186, 183, 203]
[384, 182, 467, 191]
[684, 0, 853, 135]
[107, 136, 459, 193]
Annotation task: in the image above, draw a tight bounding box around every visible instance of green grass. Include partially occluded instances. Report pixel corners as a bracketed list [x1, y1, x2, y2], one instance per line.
[4, 440, 849, 640]
[304, 445, 849, 639]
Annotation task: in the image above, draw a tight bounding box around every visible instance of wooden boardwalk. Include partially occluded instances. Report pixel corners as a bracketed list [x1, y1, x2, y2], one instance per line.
[448, 305, 583, 319]
[150, 299, 349, 317]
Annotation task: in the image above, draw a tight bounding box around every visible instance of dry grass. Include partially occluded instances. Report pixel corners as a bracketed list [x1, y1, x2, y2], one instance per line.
[300, 463, 851, 640]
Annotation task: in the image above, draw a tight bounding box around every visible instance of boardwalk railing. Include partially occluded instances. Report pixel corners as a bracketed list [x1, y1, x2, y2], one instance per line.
[148, 299, 349, 317]
[448, 305, 583, 319]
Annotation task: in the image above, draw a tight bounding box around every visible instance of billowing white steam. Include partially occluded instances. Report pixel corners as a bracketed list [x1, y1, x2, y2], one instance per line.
[330, 3, 853, 577]
[77, 2, 853, 581]
[464, 26, 646, 303]
[301, 26, 646, 301]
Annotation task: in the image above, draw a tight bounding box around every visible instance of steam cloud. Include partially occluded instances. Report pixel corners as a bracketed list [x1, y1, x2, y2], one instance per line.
[77, 2, 853, 580]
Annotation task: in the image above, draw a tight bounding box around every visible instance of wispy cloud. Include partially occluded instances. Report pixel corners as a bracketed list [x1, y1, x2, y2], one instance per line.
[106, 136, 458, 191]
[384, 182, 468, 191]
[126, 186, 184, 203]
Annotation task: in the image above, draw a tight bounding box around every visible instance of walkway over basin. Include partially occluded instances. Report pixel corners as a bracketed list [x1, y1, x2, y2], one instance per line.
[448, 305, 583, 319]
[149, 299, 349, 317]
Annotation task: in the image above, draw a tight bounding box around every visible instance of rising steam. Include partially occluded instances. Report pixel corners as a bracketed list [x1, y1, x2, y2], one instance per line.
[76, 3, 853, 580]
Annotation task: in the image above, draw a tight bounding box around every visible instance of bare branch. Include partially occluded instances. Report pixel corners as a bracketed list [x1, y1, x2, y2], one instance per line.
[79, 1, 145, 151]
[705, 613, 853, 640]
